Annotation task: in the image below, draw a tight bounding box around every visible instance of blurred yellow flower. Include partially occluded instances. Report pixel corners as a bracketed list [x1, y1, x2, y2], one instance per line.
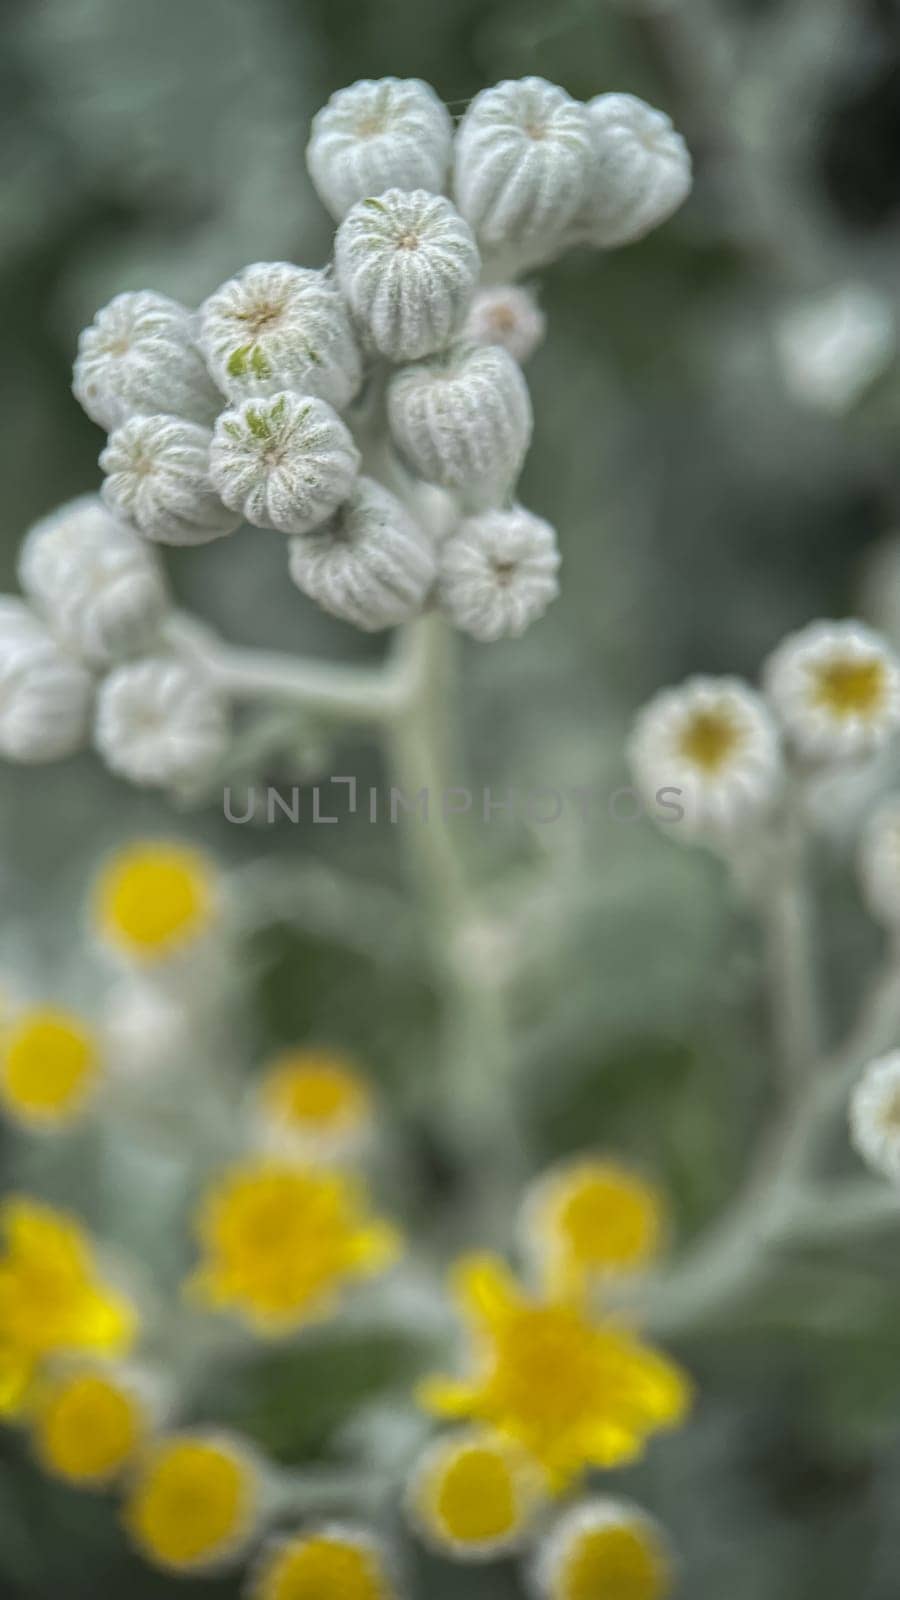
[188, 1160, 402, 1335]
[407, 1426, 546, 1560]
[251, 1527, 397, 1600]
[32, 1366, 146, 1486]
[123, 1432, 258, 1572]
[258, 1048, 373, 1161]
[0, 1198, 137, 1416]
[1, 1009, 100, 1128]
[419, 1254, 690, 1490]
[535, 1499, 673, 1600]
[522, 1159, 665, 1295]
[93, 840, 217, 961]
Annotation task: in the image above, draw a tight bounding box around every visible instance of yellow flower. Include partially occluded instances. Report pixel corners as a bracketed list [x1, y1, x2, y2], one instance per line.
[258, 1049, 373, 1162]
[522, 1159, 665, 1296]
[1, 1009, 100, 1128]
[419, 1255, 690, 1491]
[32, 1366, 147, 1486]
[534, 1498, 673, 1600]
[250, 1527, 397, 1600]
[123, 1431, 259, 1572]
[0, 1198, 137, 1416]
[187, 1160, 401, 1335]
[93, 840, 217, 962]
[407, 1427, 546, 1560]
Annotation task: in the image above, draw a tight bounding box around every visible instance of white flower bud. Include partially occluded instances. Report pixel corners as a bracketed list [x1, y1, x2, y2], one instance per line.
[849, 1052, 900, 1183]
[454, 78, 592, 251]
[0, 604, 92, 764]
[100, 416, 241, 547]
[307, 77, 453, 221]
[463, 285, 546, 364]
[335, 190, 480, 362]
[437, 507, 559, 641]
[18, 495, 168, 667]
[388, 343, 532, 495]
[288, 474, 436, 631]
[73, 291, 221, 431]
[209, 392, 360, 536]
[198, 263, 362, 410]
[579, 94, 692, 248]
[95, 658, 229, 789]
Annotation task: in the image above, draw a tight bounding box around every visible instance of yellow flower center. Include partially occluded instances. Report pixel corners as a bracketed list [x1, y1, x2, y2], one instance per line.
[253, 1534, 392, 1600]
[491, 1306, 602, 1433]
[124, 1437, 254, 1570]
[677, 708, 742, 773]
[1, 1010, 99, 1124]
[811, 655, 887, 719]
[35, 1371, 143, 1484]
[556, 1522, 671, 1600]
[545, 1163, 663, 1281]
[94, 842, 215, 959]
[432, 1443, 519, 1544]
[261, 1052, 371, 1136]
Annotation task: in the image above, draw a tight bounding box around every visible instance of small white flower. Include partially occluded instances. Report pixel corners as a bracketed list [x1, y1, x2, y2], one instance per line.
[859, 798, 900, 928]
[307, 76, 454, 220]
[0, 603, 93, 764]
[288, 475, 435, 631]
[18, 495, 168, 666]
[198, 262, 362, 409]
[95, 658, 229, 789]
[463, 284, 546, 364]
[335, 190, 480, 362]
[775, 283, 895, 416]
[629, 676, 782, 842]
[763, 620, 900, 764]
[209, 393, 360, 536]
[100, 415, 241, 547]
[438, 507, 559, 641]
[388, 343, 532, 496]
[454, 78, 592, 252]
[579, 93, 692, 249]
[532, 1498, 673, 1600]
[73, 291, 221, 431]
[849, 1053, 900, 1183]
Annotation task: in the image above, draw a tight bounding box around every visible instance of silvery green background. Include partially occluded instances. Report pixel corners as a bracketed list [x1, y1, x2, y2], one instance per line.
[3, 0, 900, 1594]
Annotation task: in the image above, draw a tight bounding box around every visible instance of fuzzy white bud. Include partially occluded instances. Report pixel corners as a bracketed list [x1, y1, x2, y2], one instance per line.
[437, 507, 559, 641]
[198, 262, 362, 409]
[73, 291, 221, 431]
[454, 78, 592, 251]
[100, 415, 241, 547]
[0, 602, 93, 764]
[388, 343, 532, 495]
[288, 474, 436, 631]
[307, 77, 454, 221]
[209, 392, 360, 536]
[463, 285, 546, 364]
[335, 190, 480, 362]
[95, 658, 229, 788]
[18, 495, 168, 667]
[849, 1052, 900, 1183]
[579, 93, 692, 248]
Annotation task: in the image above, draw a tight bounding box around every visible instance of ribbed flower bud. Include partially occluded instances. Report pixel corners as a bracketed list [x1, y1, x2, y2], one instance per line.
[209, 393, 360, 535]
[463, 285, 546, 364]
[335, 191, 480, 362]
[388, 343, 532, 495]
[198, 263, 362, 409]
[454, 78, 592, 251]
[307, 77, 454, 221]
[0, 603, 93, 764]
[18, 495, 168, 667]
[73, 291, 221, 432]
[288, 475, 436, 631]
[579, 94, 692, 248]
[438, 507, 559, 641]
[95, 658, 229, 789]
[100, 416, 241, 547]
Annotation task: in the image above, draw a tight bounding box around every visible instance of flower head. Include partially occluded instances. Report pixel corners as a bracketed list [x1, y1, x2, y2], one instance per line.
[763, 620, 900, 764]
[288, 474, 436, 632]
[533, 1498, 673, 1600]
[32, 1364, 150, 1487]
[209, 392, 360, 535]
[307, 77, 453, 221]
[520, 1159, 665, 1297]
[94, 658, 230, 789]
[0, 603, 92, 765]
[123, 1430, 260, 1573]
[775, 283, 895, 415]
[0, 1198, 136, 1416]
[388, 343, 532, 496]
[579, 94, 692, 249]
[100, 414, 240, 546]
[859, 797, 900, 928]
[437, 507, 559, 641]
[73, 290, 221, 432]
[464, 285, 546, 364]
[93, 840, 218, 962]
[849, 1052, 900, 1183]
[256, 1048, 374, 1163]
[629, 676, 782, 843]
[419, 1254, 690, 1490]
[187, 1160, 401, 1335]
[250, 1525, 398, 1600]
[1, 1008, 100, 1128]
[406, 1427, 546, 1560]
